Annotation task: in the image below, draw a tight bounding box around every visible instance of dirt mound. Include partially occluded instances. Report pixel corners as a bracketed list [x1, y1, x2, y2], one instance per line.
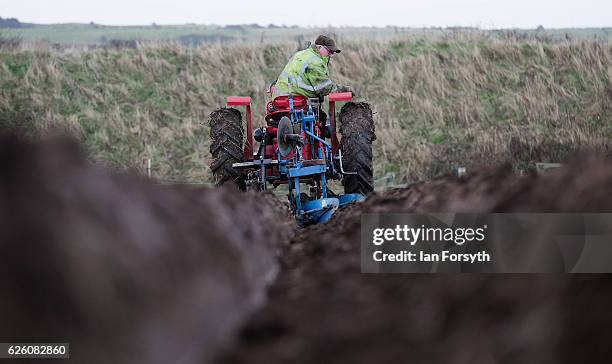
[219, 154, 612, 364]
[355, 153, 612, 214]
[0, 134, 294, 364]
[2, 130, 611, 363]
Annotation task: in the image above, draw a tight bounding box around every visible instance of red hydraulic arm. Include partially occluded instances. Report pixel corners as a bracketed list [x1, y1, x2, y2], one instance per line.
[328, 92, 353, 154]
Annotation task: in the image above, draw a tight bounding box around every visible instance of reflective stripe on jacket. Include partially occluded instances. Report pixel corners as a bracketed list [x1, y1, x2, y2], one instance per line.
[273, 46, 335, 98]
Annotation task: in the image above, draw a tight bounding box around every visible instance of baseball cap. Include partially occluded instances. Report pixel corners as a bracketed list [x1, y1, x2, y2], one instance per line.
[315, 35, 341, 53]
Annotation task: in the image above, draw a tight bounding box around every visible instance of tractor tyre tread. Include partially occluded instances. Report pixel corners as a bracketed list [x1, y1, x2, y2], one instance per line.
[339, 102, 376, 196]
[208, 107, 245, 190]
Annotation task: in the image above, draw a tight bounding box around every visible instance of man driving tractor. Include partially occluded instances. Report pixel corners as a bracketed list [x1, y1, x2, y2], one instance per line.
[209, 34, 375, 222]
[272, 35, 353, 99]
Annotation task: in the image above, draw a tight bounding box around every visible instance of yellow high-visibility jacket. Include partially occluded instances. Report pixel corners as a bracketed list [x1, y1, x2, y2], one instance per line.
[273, 45, 336, 98]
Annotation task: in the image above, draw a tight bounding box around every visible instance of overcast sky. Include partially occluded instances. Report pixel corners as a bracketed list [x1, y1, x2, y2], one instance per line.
[2, 0, 611, 28]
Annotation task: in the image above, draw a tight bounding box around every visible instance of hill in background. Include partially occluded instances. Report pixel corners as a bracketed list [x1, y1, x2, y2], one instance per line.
[1, 18, 611, 46]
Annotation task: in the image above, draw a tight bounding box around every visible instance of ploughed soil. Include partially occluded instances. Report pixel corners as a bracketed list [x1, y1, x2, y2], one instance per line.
[2, 132, 612, 364]
[218, 154, 612, 364]
[0, 134, 294, 364]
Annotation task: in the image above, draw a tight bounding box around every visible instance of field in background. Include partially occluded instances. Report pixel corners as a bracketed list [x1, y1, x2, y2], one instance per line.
[0, 31, 610, 185]
[5, 23, 612, 46]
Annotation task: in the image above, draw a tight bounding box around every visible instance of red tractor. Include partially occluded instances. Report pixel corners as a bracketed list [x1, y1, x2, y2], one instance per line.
[209, 87, 375, 226]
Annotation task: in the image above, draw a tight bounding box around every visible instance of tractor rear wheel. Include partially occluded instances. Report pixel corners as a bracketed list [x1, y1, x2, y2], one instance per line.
[209, 108, 245, 190]
[339, 102, 376, 196]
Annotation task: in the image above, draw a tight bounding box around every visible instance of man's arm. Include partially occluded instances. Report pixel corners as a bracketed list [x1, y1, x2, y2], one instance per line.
[304, 62, 356, 97]
[303, 61, 335, 96]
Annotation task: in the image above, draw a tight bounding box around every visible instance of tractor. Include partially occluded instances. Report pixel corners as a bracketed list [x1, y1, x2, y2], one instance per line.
[209, 84, 375, 226]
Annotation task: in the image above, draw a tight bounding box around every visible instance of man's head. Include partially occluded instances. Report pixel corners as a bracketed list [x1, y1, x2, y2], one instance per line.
[315, 35, 341, 57]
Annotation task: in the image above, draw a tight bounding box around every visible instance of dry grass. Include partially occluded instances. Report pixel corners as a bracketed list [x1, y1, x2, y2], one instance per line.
[0, 33, 610, 184]
[337, 36, 611, 182]
[0, 31, 23, 51]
